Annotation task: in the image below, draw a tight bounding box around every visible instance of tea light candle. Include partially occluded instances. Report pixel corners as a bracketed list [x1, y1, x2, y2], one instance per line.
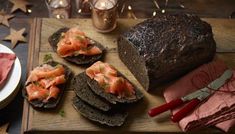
[91, 0, 118, 33]
[46, 0, 71, 19]
[95, 0, 114, 10]
[50, 0, 69, 8]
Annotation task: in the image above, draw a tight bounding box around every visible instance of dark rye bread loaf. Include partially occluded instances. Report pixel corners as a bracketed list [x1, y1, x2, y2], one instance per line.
[48, 27, 105, 65]
[23, 61, 73, 109]
[73, 96, 128, 127]
[72, 72, 112, 111]
[87, 72, 144, 104]
[118, 13, 216, 90]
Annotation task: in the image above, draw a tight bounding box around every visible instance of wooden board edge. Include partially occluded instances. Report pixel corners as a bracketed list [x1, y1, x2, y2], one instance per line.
[21, 17, 42, 134]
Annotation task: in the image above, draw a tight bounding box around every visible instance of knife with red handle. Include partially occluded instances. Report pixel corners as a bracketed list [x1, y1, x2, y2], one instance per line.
[148, 98, 201, 122]
[148, 69, 233, 122]
[148, 99, 184, 117]
[171, 98, 201, 122]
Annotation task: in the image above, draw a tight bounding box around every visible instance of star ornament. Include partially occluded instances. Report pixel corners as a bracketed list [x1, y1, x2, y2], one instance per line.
[0, 10, 15, 27]
[4, 28, 27, 48]
[10, 0, 31, 13]
[0, 123, 9, 133]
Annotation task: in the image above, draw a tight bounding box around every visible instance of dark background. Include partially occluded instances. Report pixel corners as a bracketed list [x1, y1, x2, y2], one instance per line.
[0, 0, 235, 18]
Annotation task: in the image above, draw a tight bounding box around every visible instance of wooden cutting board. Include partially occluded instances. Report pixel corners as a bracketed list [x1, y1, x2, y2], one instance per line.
[22, 18, 235, 133]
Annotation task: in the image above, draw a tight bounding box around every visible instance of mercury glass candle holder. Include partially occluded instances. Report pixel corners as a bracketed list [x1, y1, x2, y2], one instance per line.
[45, 0, 71, 19]
[91, 0, 118, 33]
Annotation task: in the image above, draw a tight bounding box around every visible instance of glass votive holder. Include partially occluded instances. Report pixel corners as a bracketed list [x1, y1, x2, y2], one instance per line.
[91, 0, 118, 33]
[45, 0, 71, 19]
[76, 0, 92, 16]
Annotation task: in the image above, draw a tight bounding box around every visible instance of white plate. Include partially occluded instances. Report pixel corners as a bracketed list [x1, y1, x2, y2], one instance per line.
[0, 44, 22, 109]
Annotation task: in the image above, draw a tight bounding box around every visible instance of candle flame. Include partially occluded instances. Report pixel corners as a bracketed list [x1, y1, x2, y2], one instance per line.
[153, 11, 156, 16]
[101, 2, 106, 7]
[59, 0, 63, 5]
[128, 5, 132, 10]
[78, 9, 82, 13]
[161, 9, 165, 13]
[56, 14, 61, 19]
[180, 4, 185, 9]
[27, 9, 32, 13]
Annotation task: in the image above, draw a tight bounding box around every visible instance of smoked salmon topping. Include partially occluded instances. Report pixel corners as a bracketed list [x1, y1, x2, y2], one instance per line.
[39, 75, 66, 89]
[86, 61, 135, 98]
[26, 84, 49, 101]
[46, 86, 60, 101]
[57, 27, 102, 57]
[86, 61, 117, 79]
[26, 64, 65, 84]
[108, 77, 135, 98]
[25, 64, 66, 102]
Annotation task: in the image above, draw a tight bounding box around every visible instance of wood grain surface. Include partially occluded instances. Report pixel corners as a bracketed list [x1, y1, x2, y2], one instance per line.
[203, 18, 235, 52]
[22, 18, 235, 133]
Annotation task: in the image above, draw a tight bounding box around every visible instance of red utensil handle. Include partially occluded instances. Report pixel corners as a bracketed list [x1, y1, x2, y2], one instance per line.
[148, 99, 184, 117]
[171, 98, 201, 122]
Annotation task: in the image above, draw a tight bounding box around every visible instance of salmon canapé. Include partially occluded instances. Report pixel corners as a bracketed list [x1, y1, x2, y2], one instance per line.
[86, 61, 135, 98]
[25, 64, 66, 103]
[57, 27, 102, 57]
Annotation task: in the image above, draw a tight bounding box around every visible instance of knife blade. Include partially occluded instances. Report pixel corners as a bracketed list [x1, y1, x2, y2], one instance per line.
[182, 69, 233, 101]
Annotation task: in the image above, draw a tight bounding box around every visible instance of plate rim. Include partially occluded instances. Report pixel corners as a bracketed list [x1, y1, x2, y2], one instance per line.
[0, 44, 22, 105]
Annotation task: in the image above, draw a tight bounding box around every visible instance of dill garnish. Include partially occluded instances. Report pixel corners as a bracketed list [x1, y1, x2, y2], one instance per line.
[43, 54, 53, 63]
[59, 110, 65, 117]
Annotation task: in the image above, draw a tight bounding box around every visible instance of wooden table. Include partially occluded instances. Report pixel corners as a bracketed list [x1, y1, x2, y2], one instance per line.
[0, 18, 31, 134]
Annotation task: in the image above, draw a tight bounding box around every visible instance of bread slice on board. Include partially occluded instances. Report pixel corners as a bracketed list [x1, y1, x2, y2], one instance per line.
[48, 27, 105, 65]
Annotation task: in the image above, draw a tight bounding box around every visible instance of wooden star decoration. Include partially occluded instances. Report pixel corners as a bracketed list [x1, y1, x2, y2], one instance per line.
[3, 28, 27, 48]
[0, 123, 9, 133]
[9, 0, 30, 13]
[0, 10, 15, 27]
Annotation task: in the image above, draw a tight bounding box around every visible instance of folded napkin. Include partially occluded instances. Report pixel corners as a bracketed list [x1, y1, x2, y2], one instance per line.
[0, 53, 16, 87]
[164, 59, 235, 132]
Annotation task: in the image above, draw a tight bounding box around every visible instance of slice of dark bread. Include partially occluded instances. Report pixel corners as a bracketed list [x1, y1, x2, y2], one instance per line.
[48, 27, 105, 65]
[72, 96, 128, 127]
[72, 72, 112, 111]
[86, 72, 144, 104]
[22, 61, 73, 109]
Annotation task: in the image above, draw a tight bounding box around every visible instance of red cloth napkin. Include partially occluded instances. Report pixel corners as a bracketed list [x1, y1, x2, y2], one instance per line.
[0, 53, 16, 87]
[164, 59, 235, 132]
